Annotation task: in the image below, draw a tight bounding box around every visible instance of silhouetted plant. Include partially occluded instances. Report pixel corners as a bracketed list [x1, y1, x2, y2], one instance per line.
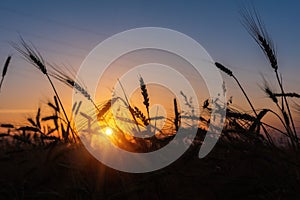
[0, 55, 11, 92]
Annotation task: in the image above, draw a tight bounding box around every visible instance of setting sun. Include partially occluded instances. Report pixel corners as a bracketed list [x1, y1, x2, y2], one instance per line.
[105, 127, 113, 136]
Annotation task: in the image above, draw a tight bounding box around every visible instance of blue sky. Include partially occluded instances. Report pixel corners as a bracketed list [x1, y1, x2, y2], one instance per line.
[0, 0, 299, 123]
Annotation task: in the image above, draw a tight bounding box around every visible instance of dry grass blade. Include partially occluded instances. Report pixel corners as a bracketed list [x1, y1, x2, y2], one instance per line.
[0, 124, 14, 128]
[75, 101, 82, 116]
[46, 128, 57, 135]
[27, 118, 36, 127]
[249, 109, 269, 133]
[72, 102, 77, 113]
[48, 102, 58, 112]
[42, 115, 59, 121]
[54, 96, 60, 112]
[80, 112, 93, 122]
[47, 96, 60, 113]
[36, 108, 41, 129]
[17, 126, 39, 132]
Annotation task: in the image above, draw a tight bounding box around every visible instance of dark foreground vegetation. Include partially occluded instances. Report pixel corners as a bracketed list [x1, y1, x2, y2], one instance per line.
[0, 136, 299, 200]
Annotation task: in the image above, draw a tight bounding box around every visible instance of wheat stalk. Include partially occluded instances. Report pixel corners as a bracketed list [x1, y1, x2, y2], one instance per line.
[215, 62, 257, 116]
[12, 38, 77, 142]
[12, 37, 47, 74]
[50, 64, 100, 112]
[97, 98, 117, 120]
[215, 62, 275, 144]
[117, 79, 141, 132]
[242, 7, 298, 146]
[261, 81, 297, 146]
[241, 7, 278, 71]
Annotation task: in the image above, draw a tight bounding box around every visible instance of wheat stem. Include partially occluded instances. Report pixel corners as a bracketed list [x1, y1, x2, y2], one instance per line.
[215, 62, 274, 145]
[117, 79, 141, 133]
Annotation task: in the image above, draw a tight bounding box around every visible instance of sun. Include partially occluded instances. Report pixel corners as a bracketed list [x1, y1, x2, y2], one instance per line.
[105, 127, 113, 136]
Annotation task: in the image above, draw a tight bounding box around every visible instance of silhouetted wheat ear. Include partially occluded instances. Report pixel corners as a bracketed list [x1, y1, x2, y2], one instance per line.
[173, 98, 180, 131]
[258, 35, 278, 70]
[0, 55, 11, 91]
[139, 76, 150, 120]
[13, 38, 78, 142]
[242, 8, 298, 140]
[215, 61, 260, 121]
[29, 54, 47, 74]
[12, 37, 47, 74]
[133, 106, 149, 126]
[2, 56, 11, 78]
[265, 87, 278, 103]
[215, 62, 233, 77]
[66, 79, 91, 100]
[97, 99, 115, 119]
[241, 8, 278, 71]
[274, 93, 300, 98]
[49, 66, 98, 110]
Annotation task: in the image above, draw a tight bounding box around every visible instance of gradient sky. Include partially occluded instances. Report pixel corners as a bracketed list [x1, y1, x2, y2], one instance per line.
[0, 0, 299, 126]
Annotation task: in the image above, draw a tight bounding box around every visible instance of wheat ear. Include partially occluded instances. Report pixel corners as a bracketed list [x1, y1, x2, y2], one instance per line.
[0, 55, 11, 92]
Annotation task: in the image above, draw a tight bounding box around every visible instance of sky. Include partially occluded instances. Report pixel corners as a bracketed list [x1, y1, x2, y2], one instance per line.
[0, 0, 299, 126]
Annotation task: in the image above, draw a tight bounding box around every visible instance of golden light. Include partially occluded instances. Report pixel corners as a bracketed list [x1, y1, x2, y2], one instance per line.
[105, 127, 113, 136]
